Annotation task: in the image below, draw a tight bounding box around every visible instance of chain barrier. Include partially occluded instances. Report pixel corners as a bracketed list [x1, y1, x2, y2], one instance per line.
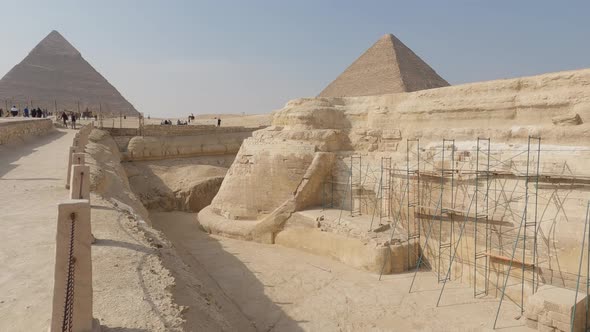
[62, 212, 76, 332]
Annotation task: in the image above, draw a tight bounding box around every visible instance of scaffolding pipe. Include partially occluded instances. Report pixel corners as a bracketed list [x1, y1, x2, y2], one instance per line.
[408, 194, 443, 293]
[532, 138, 542, 293]
[493, 137, 535, 329]
[378, 180, 409, 281]
[571, 201, 590, 332]
[436, 179, 478, 306]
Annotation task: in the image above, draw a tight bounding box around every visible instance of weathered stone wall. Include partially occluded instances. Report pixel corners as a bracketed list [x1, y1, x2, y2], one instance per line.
[125, 131, 254, 161]
[142, 125, 266, 137]
[0, 118, 54, 145]
[201, 68, 590, 281]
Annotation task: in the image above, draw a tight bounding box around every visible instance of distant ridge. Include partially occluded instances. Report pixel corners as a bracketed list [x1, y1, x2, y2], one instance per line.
[319, 34, 449, 98]
[0, 30, 138, 115]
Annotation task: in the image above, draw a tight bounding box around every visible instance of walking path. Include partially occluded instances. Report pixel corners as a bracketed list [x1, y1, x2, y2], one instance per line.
[0, 129, 73, 331]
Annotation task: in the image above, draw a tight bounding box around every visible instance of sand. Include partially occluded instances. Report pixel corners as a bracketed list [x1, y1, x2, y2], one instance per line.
[1, 125, 531, 331]
[151, 211, 530, 331]
[0, 129, 192, 331]
[0, 129, 72, 331]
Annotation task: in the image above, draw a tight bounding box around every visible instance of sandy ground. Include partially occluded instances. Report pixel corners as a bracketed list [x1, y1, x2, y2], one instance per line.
[0, 126, 531, 331]
[151, 211, 530, 332]
[0, 129, 191, 331]
[0, 129, 72, 331]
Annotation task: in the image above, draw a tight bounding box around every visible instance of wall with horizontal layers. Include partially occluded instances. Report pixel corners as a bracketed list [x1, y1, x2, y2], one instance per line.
[205, 69, 590, 282]
[0, 118, 54, 145]
[124, 131, 254, 161]
[323, 69, 590, 296]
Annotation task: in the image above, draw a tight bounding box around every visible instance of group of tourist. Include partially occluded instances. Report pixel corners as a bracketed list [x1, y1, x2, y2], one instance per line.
[160, 116, 222, 127]
[60, 111, 82, 129]
[0, 106, 51, 118]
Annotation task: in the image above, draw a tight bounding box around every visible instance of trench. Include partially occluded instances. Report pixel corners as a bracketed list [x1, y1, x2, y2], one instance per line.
[122, 155, 309, 330]
[118, 151, 526, 331]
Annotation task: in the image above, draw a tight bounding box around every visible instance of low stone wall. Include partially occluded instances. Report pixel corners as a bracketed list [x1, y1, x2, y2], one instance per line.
[0, 118, 54, 145]
[124, 131, 254, 161]
[142, 125, 266, 137]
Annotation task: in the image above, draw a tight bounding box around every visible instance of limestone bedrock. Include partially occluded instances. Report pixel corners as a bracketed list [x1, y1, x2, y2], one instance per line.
[199, 68, 590, 275]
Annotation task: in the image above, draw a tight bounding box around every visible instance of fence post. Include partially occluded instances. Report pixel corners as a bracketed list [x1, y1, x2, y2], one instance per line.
[66, 147, 83, 189]
[70, 165, 90, 201]
[50, 200, 94, 332]
[72, 153, 85, 167]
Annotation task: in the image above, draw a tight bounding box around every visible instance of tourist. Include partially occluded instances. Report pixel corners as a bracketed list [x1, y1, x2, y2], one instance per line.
[31, 108, 37, 118]
[11, 106, 18, 117]
[61, 112, 68, 126]
[23, 107, 29, 117]
[0, 108, 3, 117]
[37, 107, 42, 118]
[217, 118, 221, 127]
[71, 113, 77, 129]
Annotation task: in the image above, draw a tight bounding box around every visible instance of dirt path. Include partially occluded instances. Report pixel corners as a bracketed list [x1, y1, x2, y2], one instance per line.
[151, 211, 530, 332]
[0, 129, 72, 331]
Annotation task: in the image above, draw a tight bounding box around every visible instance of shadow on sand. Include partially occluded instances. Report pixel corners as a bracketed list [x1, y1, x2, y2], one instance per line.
[149, 211, 305, 332]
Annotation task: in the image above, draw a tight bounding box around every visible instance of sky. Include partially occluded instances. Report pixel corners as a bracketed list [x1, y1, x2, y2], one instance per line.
[0, 0, 589, 118]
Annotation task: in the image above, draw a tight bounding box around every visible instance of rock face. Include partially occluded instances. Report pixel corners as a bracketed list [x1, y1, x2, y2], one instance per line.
[201, 68, 590, 277]
[0, 30, 138, 116]
[124, 158, 228, 212]
[318, 33, 449, 98]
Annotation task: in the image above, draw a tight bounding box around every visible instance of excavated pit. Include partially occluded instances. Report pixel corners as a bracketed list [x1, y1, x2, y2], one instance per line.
[124, 156, 234, 213]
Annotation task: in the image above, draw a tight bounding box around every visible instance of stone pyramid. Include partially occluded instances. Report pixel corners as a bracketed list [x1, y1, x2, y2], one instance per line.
[319, 34, 449, 98]
[0, 30, 138, 115]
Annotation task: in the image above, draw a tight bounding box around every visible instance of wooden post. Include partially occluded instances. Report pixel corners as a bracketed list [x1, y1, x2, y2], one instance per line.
[50, 200, 94, 332]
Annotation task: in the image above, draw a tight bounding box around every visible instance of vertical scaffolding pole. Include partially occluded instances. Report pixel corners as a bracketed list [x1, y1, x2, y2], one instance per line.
[350, 155, 363, 216]
[406, 139, 420, 267]
[522, 137, 540, 311]
[379, 176, 410, 281]
[337, 162, 351, 225]
[532, 137, 542, 293]
[370, 157, 389, 231]
[474, 138, 491, 297]
[437, 173, 478, 306]
[493, 136, 536, 329]
[571, 201, 590, 332]
[438, 139, 455, 282]
[409, 194, 443, 293]
[381, 158, 392, 225]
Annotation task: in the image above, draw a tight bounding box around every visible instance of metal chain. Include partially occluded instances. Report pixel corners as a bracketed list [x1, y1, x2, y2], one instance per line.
[62, 212, 76, 332]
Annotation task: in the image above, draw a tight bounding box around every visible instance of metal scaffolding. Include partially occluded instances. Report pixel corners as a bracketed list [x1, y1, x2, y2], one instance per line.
[438, 139, 455, 283]
[493, 136, 542, 328]
[407, 139, 421, 267]
[474, 138, 491, 297]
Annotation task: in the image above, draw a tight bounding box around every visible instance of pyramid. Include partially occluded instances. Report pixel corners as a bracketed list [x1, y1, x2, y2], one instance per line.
[318, 34, 449, 98]
[0, 30, 138, 115]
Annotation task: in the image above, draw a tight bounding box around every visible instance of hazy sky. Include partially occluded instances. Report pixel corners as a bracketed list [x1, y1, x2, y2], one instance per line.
[0, 0, 589, 118]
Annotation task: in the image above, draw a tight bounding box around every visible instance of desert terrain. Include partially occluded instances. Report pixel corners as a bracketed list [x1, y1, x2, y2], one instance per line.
[1, 26, 589, 332]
